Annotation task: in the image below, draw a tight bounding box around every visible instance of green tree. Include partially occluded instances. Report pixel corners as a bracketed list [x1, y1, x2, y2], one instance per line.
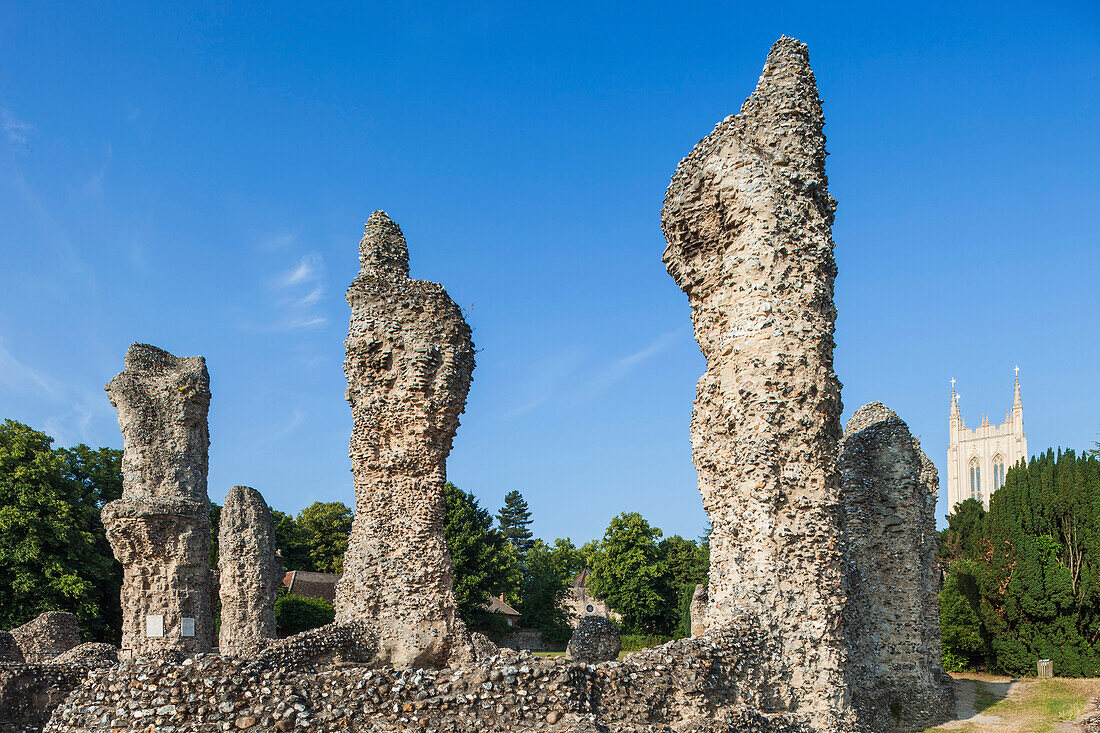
[940, 559, 988, 671]
[270, 508, 310, 571]
[579, 539, 600, 570]
[977, 449, 1100, 676]
[296, 501, 352, 574]
[0, 420, 121, 642]
[444, 482, 516, 628]
[658, 535, 707, 639]
[514, 539, 572, 644]
[939, 498, 987, 564]
[274, 591, 335, 635]
[549, 537, 586, 583]
[497, 490, 534, 554]
[659, 535, 707, 593]
[588, 512, 669, 634]
[209, 501, 222, 568]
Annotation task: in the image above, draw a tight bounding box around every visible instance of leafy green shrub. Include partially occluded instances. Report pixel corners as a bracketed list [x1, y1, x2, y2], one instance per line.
[619, 633, 671, 651]
[274, 592, 334, 635]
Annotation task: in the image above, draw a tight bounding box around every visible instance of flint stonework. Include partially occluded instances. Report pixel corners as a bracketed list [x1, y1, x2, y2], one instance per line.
[689, 583, 708, 637]
[335, 212, 475, 668]
[661, 37, 853, 728]
[840, 402, 954, 729]
[101, 343, 214, 656]
[218, 485, 281, 657]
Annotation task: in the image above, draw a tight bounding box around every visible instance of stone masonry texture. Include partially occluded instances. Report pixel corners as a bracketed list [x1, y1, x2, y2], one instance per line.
[565, 616, 621, 663]
[48, 625, 812, 732]
[661, 37, 854, 729]
[839, 402, 954, 729]
[690, 583, 709, 637]
[218, 485, 281, 658]
[101, 343, 214, 656]
[335, 211, 476, 668]
[7, 612, 80, 664]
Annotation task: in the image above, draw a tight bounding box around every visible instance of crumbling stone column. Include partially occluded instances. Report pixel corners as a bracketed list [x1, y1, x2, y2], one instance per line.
[689, 583, 708, 637]
[218, 485, 281, 657]
[335, 211, 475, 668]
[661, 37, 853, 727]
[101, 343, 214, 656]
[840, 402, 954, 729]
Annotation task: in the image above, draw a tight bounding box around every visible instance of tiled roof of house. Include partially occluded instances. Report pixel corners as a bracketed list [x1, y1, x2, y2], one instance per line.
[482, 594, 521, 618]
[282, 570, 340, 604]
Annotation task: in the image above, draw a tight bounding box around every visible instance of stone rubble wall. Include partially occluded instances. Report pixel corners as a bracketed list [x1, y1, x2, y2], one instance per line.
[47, 624, 812, 732]
[839, 402, 954, 729]
[0, 664, 93, 733]
[0, 635, 22, 665]
[335, 212, 476, 669]
[660, 36, 855, 730]
[218, 486, 281, 657]
[101, 343, 214, 656]
[7, 613, 80, 664]
[565, 616, 620, 663]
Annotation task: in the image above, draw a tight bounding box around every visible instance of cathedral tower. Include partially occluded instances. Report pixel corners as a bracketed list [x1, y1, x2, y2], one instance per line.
[946, 370, 1028, 510]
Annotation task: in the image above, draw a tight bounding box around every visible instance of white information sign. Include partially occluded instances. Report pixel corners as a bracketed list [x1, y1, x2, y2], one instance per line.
[145, 614, 164, 638]
[180, 617, 195, 637]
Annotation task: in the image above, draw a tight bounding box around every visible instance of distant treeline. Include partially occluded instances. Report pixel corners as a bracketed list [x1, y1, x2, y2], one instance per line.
[0, 418, 708, 645]
[940, 448, 1100, 676]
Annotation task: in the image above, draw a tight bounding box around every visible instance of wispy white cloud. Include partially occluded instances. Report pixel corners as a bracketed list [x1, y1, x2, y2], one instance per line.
[1, 108, 33, 147]
[0, 337, 59, 399]
[9, 167, 97, 288]
[497, 327, 691, 420]
[260, 229, 299, 252]
[573, 327, 690, 401]
[270, 254, 327, 330]
[497, 348, 588, 419]
[236, 241, 328, 333]
[276, 257, 317, 288]
[82, 142, 112, 202]
[0, 337, 112, 446]
[256, 407, 306, 447]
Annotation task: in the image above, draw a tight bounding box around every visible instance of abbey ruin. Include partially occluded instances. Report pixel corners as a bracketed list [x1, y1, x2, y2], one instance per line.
[335, 210, 476, 668]
[218, 485, 281, 658]
[839, 403, 953, 729]
[1, 36, 950, 733]
[661, 35, 852, 728]
[101, 343, 215, 657]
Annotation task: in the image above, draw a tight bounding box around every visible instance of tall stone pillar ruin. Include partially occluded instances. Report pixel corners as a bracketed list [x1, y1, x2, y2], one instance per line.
[661, 37, 853, 727]
[335, 211, 475, 668]
[101, 343, 214, 656]
[218, 485, 281, 657]
[839, 402, 953, 729]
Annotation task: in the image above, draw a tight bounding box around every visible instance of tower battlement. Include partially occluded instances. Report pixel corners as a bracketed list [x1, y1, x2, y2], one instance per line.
[946, 371, 1027, 509]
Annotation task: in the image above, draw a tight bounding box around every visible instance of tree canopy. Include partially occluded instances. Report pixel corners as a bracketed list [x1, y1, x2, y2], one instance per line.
[0, 420, 122, 642]
[940, 449, 1100, 675]
[443, 482, 516, 628]
[496, 490, 534, 554]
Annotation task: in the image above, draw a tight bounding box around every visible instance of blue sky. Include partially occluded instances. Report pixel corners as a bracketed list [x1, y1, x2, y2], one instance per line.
[1, 1, 1097, 542]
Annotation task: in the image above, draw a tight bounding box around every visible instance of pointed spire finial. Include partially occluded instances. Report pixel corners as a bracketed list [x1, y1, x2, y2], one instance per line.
[1013, 366, 1023, 411]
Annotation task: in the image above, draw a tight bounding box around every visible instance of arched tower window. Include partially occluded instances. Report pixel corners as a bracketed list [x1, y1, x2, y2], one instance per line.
[993, 455, 1006, 492]
[969, 458, 982, 502]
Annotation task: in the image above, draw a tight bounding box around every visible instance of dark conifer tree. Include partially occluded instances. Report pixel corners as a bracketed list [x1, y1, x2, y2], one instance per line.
[496, 490, 534, 554]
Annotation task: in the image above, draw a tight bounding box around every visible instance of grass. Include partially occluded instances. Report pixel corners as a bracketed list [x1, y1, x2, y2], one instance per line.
[533, 650, 634, 660]
[921, 675, 1100, 733]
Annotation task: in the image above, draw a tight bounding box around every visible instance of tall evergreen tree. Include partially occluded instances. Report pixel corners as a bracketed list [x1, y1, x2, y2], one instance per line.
[496, 490, 534, 554]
